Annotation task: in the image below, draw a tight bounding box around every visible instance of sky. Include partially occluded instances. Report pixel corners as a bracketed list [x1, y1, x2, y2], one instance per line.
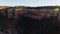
[0, 0, 60, 6]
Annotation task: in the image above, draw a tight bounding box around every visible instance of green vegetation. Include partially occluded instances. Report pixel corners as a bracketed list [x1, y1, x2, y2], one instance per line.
[53, 8, 59, 12]
[0, 6, 60, 9]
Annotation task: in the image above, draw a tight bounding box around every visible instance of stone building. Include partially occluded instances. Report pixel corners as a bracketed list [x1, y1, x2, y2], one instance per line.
[4, 7, 16, 19]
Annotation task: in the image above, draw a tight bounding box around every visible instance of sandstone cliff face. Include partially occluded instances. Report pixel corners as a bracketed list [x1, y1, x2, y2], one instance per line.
[0, 6, 60, 34]
[21, 8, 59, 20]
